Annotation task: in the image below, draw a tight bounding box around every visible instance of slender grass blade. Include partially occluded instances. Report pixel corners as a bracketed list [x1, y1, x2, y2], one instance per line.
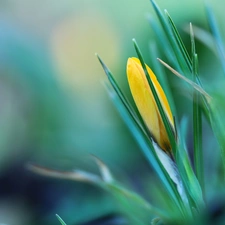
[190, 23, 204, 196]
[56, 215, 67, 225]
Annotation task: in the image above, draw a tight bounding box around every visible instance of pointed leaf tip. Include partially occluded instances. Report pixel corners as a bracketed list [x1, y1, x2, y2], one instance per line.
[96, 54, 111, 76]
[92, 155, 114, 183]
[56, 214, 67, 225]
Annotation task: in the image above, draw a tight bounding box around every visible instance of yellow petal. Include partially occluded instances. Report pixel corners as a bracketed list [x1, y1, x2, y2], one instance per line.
[126, 57, 174, 152]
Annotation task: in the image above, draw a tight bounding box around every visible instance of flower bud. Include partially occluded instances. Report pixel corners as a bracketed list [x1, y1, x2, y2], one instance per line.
[127, 57, 174, 153]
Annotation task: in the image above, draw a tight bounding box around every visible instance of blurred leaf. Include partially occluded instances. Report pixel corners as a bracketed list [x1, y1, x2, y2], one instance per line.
[28, 158, 169, 223]
[209, 101, 225, 180]
[184, 25, 217, 56]
[56, 214, 67, 225]
[206, 2, 225, 75]
[106, 182, 169, 223]
[92, 155, 114, 183]
[27, 164, 101, 185]
[151, 217, 164, 225]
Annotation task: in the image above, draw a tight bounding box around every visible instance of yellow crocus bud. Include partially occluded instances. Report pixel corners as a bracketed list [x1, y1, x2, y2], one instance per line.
[126, 57, 175, 154]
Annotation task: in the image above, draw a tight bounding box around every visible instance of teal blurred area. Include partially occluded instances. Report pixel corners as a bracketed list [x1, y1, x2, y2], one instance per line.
[0, 0, 224, 224]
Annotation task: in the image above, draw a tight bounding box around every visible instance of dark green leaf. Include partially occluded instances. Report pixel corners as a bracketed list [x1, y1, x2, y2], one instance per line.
[190, 24, 204, 195]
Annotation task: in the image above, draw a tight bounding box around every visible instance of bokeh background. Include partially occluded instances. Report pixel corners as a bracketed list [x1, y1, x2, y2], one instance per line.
[0, 0, 224, 224]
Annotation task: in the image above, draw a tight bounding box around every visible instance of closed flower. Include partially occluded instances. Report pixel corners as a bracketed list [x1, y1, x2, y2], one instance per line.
[126, 57, 175, 154]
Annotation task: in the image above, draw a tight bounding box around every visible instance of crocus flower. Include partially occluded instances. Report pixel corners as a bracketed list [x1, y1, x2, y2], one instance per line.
[126, 57, 175, 154]
[127, 58, 187, 202]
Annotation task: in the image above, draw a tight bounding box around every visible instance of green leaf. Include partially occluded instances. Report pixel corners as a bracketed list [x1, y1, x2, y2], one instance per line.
[96, 54, 144, 133]
[147, 15, 178, 69]
[150, 0, 190, 74]
[151, 56, 205, 210]
[178, 119, 205, 212]
[190, 23, 204, 195]
[106, 182, 169, 221]
[184, 25, 217, 56]
[150, 0, 208, 109]
[164, 10, 192, 72]
[56, 214, 67, 225]
[193, 55, 204, 194]
[96, 55, 186, 214]
[209, 101, 225, 180]
[164, 10, 207, 106]
[149, 42, 177, 117]
[103, 81, 182, 211]
[176, 145, 205, 211]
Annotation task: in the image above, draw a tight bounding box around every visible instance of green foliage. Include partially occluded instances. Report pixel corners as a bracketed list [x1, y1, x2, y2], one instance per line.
[96, 55, 183, 219]
[30, 0, 225, 224]
[96, 0, 225, 223]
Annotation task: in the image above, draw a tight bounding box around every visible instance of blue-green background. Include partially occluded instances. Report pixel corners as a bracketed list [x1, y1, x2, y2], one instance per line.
[0, 0, 224, 224]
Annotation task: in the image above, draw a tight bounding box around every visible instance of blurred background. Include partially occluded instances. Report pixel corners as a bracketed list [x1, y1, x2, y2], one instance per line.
[0, 0, 224, 224]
